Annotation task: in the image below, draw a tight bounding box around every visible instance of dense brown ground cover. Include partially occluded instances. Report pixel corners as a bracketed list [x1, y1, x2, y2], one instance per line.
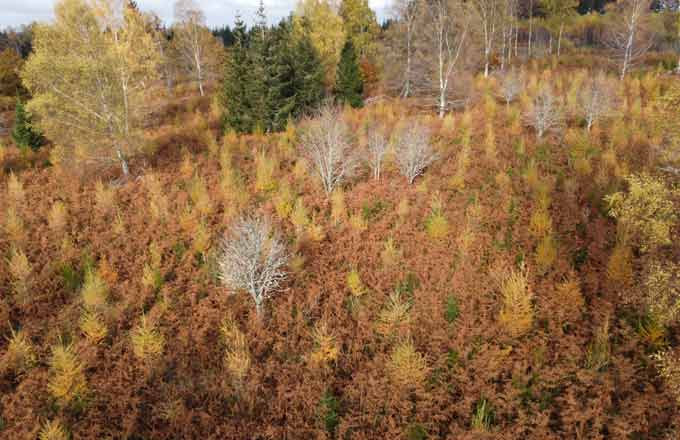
[1, 68, 679, 439]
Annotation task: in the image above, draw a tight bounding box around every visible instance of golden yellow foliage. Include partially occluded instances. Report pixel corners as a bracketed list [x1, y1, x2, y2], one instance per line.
[425, 211, 449, 239]
[6, 172, 25, 206]
[22, 0, 161, 174]
[535, 234, 557, 274]
[293, 0, 345, 86]
[80, 311, 108, 344]
[529, 208, 553, 239]
[38, 419, 69, 440]
[376, 292, 411, 337]
[347, 268, 367, 297]
[81, 270, 108, 310]
[330, 188, 347, 226]
[48, 200, 68, 233]
[273, 182, 295, 220]
[606, 174, 677, 252]
[255, 152, 278, 193]
[192, 222, 211, 254]
[307, 217, 326, 242]
[4, 207, 25, 244]
[387, 340, 428, 389]
[291, 198, 310, 237]
[498, 266, 533, 337]
[585, 318, 610, 371]
[309, 322, 339, 367]
[652, 349, 680, 404]
[0, 328, 36, 375]
[48, 342, 87, 405]
[188, 174, 212, 218]
[131, 316, 165, 361]
[644, 261, 680, 327]
[8, 247, 31, 304]
[349, 210, 368, 233]
[220, 317, 250, 389]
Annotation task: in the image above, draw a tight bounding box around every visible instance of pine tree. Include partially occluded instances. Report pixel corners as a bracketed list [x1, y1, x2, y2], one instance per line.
[335, 40, 364, 108]
[12, 100, 44, 151]
[222, 15, 254, 133]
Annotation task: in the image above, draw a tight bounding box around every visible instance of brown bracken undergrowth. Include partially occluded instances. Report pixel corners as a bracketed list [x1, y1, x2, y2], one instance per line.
[1, 69, 679, 439]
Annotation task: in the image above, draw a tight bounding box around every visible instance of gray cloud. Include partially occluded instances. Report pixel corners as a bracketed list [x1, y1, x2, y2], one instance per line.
[0, 0, 390, 29]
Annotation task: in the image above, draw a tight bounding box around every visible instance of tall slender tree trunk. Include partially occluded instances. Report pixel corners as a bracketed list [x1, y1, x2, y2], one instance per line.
[439, 87, 447, 118]
[501, 26, 507, 70]
[621, 28, 634, 80]
[528, 0, 534, 58]
[403, 21, 412, 98]
[117, 149, 129, 177]
[557, 21, 564, 57]
[196, 56, 205, 96]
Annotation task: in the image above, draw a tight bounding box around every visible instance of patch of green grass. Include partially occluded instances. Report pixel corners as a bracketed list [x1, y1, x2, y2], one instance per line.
[362, 199, 388, 222]
[318, 391, 340, 435]
[471, 398, 494, 431]
[60, 263, 83, 293]
[406, 423, 428, 440]
[447, 349, 460, 369]
[444, 296, 459, 323]
[395, 273, 419, 301]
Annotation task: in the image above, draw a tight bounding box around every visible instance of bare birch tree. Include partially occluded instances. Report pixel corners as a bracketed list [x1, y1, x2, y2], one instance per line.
[299, 103, 357, 195]
[219, 216, 288, 318]
[577, 72, 617, 131]
[420, 0, 474, 118]
[393, 120, 438, 184]
[173, 0, 223, 96]
[366, 123, 390, 180]
[606, 0, 653, 80]
[471, 0, 502, 77]
[391, 0, 420, 98]
[499, 0, 518, 70]
[496, 67, 524, 107]
[525, 86, 563, 138]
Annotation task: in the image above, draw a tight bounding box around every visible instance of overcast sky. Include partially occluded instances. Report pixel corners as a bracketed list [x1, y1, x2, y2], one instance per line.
[0, 0, 391, 29]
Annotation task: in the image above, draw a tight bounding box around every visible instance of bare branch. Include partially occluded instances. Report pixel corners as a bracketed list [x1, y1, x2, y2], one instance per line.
[576, 72, 618, 131]
[299, 103, 357, 195]
[365, 123, 390, 180]
[218, 216, 288, 317]
[495, 67, 524, 106]
[393, 120, 438, 184]
[524, 86, 563, 139]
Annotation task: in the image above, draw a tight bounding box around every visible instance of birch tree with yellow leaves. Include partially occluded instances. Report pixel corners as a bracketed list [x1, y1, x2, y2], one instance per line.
[21, 0, 160, 177]
[293, 0, 346, 88]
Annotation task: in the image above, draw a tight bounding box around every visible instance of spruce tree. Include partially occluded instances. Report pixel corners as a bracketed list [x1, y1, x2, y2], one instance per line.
[12, 100, 44, 151]
[266, 21, 297, 131]
[222, 16, 254, 133]
[291, 31, 325, 116]
[335, 40, 364, 108]
[248, 1, 270, 132]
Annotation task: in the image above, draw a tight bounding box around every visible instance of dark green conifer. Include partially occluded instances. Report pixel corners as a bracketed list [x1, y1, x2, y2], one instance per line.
[12, 100, 44, 151]
[335, 40, 364, 108]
